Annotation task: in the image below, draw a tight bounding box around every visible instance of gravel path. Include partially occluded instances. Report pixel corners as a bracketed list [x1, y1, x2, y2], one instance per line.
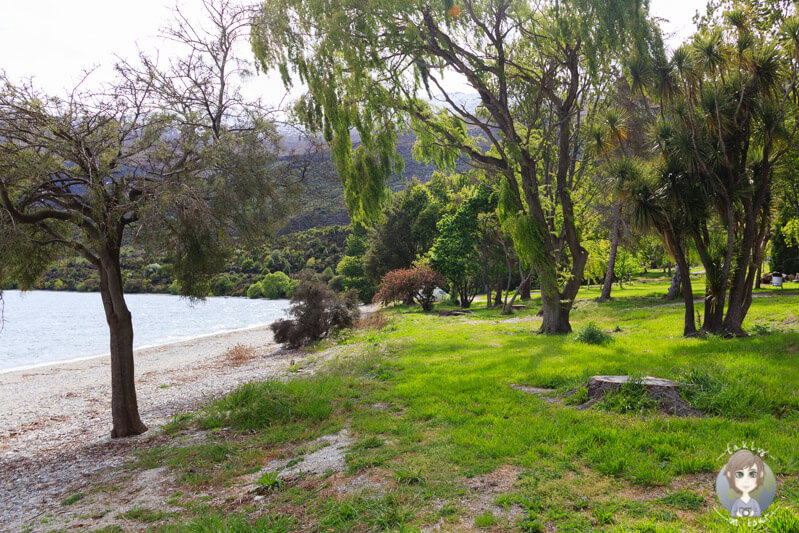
[0, 325, 306, 531]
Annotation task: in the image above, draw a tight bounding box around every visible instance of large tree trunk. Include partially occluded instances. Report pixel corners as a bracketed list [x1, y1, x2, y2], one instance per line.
[494, 272, 503, 307]
[99, 251, 147, 438]
[702, 288, 725, 333]
[722, 197, 769, 336]
[599, 203, 622, 301]
[540, 288, 573, 333]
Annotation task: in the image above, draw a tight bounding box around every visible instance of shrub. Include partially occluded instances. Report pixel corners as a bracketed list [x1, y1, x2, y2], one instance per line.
[271, 280, 360, 348]
[211, 274, 235, 296]
[246, 282, 264, 299]
[223, 343, 257, 365]
[261, 271, 294, 299]
[574, 322, 613, 345]
[328, 274, 345, 292]
[373, 265, 446, 312]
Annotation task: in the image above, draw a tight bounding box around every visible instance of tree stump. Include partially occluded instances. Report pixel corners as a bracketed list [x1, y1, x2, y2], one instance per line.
[578, 375, 699, 416]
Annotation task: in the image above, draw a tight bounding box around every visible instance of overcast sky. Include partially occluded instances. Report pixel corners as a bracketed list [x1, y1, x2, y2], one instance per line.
[0, 0, 702, 102]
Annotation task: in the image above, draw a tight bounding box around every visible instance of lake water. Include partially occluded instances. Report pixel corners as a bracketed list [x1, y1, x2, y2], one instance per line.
[0, 291, 291, 372]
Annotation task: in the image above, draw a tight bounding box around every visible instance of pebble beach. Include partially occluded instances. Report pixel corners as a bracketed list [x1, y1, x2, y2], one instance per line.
[0, 325, 296, 529]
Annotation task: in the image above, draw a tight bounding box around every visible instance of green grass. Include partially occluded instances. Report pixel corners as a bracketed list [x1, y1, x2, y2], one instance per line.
[474, 509, 497, 527]
[119, 506, 175, 522]
[660, 489, 706, 511]
[59, 492, 85, 506]
[118, 273, 799, 531]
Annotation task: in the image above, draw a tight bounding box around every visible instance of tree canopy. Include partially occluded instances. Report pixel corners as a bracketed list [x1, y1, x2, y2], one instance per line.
[0, 0, 304, 436]
[253, 0, 655, 332]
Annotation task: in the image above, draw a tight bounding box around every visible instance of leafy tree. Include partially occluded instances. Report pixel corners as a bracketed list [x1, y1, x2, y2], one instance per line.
[363, 182, 441, 283]
[638, 3, 799, 334]
[253, 0, 652, 333]
[335, 224, 376, 301]
[261, 271, 295, 299]
[430, 187, 494, 308]
[0, 0, 302, 437]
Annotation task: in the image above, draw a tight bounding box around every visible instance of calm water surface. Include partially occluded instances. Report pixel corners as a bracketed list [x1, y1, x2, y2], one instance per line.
[0, 291, 290, 372]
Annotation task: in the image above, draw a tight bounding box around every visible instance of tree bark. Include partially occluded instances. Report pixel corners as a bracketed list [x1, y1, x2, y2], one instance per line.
[99, 250, 147, 438]
[519, 273, 531, 300]
[599, 203, 622, 301]
[672, 251, 697, 336]
[755, 261, 762, 290]
[667, 263, 682, 299]
[540, 290, 573, 333]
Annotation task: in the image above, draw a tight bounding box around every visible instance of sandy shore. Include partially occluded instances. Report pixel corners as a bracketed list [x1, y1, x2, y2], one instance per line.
[0, 324, 306, 529]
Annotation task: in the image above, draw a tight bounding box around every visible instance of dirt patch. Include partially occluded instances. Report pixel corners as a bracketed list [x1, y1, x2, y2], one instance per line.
[329, 470, 392, 496]
[430, 464, 524, 531]
[260, 429, 354, 481]
[22, 459, 181, 532]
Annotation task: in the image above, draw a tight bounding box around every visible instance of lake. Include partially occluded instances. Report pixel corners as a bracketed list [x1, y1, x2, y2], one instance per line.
[0, 291, 291, 372]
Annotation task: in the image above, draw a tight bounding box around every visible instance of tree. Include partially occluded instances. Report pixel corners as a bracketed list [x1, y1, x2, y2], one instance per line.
[363, 182, 441, 283]
[627, 159, 700, 336]
[639, 4, 799, 334]
[0, 0, 301, 437]
[252, 0, 652, 333]
[373, 265, 446, 311]
[335, 224, 376, 302]
[430, 186, 494, 308]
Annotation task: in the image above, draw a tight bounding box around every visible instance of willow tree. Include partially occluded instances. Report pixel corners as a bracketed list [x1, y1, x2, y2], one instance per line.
[0, 0, 300, 437]
[253, 0, 651, 332]
[634, 4, 799, 335]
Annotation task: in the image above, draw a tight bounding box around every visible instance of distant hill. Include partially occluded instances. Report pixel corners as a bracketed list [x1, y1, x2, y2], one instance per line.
[278, 129, 471, 234]
[276, 91, 480, 233]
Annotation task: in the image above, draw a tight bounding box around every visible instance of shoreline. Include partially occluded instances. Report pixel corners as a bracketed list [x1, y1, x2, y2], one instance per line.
[0, 322, 306, 529]
[0, 321, 278, 376]
[0, 323, 285, 458]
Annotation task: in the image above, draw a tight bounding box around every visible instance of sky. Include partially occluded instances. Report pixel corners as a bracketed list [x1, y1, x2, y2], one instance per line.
[0, 0, 703, 104]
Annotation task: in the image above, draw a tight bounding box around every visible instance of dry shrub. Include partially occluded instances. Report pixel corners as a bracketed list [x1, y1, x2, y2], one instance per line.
[358, 310, 388, 331]
[223, 343, 257, 365]
[271, 280, 360, 348]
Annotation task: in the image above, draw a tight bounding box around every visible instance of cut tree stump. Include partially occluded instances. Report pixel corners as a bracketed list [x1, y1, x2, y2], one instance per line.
[577, 375, 700, 416]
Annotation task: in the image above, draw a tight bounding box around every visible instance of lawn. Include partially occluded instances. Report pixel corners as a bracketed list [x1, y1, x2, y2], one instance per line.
[51, 275, 799, 532]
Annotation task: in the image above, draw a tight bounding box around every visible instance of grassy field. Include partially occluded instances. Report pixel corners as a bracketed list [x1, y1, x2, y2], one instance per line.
[54, 275, 799, 532]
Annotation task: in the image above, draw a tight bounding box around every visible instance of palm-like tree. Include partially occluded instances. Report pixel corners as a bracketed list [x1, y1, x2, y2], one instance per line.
[643, 4, 798, 335]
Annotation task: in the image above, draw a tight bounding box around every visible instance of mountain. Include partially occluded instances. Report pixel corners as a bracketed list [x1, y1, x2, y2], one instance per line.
[278, 126, 473, 233]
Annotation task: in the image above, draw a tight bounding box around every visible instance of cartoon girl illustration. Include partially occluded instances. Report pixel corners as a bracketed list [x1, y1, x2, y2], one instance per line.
[723, 449, 765, 517]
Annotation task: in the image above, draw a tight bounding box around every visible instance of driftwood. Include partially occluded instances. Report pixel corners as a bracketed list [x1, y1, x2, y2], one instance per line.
[438, 310, 475, 316]
[576, 375, 700, 417]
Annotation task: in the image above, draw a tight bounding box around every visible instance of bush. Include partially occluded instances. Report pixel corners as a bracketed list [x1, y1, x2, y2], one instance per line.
[211, 274, 235, 296]
[246, 282, 264, 299]
[574, 322, 612, 345]
[261, 271, 294, 299]
[373, 265, 447, 312]
[271, 280, 360, 348]
[328, 275, 345, 292]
